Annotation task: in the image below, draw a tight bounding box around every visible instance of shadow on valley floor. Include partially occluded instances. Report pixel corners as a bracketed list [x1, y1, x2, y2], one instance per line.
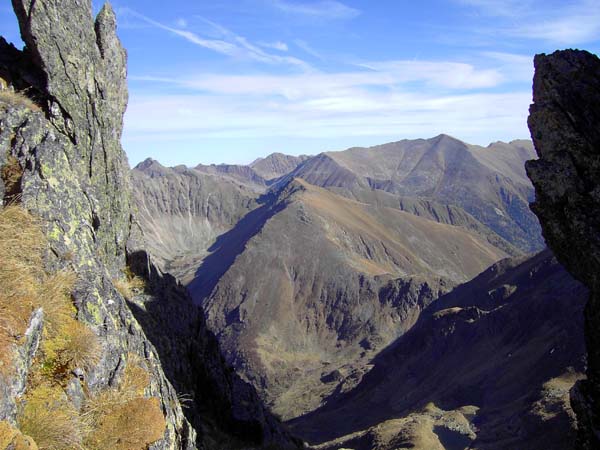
[288, 250, 587, 449]
[187, 191, 284, 303]
[124, 249, 277, 448]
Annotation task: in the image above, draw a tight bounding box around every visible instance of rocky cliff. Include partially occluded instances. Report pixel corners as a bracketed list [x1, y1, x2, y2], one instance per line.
[0, 1, 299, 449]
[526, 49, 600, 449]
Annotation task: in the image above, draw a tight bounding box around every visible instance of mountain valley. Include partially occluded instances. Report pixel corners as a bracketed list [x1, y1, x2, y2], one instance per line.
[131, 135, 570, 436]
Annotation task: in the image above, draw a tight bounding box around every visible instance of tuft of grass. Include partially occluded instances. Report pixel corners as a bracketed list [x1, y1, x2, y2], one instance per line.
[0, 90, 42, 112]
[41, 318, 100, 382]
[83, 354, 166, 450]
[18, 384, 88, 450]
[113, 267, 147, 300]
[0, 206, 46, 371]
[1, 206, 165, 450]
[85, 397, 166, 450]
[0, 420, 38, 450]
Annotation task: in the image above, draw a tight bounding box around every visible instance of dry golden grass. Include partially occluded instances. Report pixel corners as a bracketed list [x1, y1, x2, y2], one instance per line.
[83, 354, 166, 450]
[38, 271, 77, 336]
[85, 397, 166, 450]
[41, 318, 100, 381]
[0, 420, 38, 450]
[1, 206, 164, 449]
[113, 271, 146, 300]
[0, 205, 99, 381]
[0, 90, 42, 112]
[18, 384, 88, 450]
[0, 206, 46, 371]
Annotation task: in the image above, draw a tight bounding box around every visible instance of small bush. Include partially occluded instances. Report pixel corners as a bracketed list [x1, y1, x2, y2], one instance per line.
[18, 384, 87, 450]
[0, 90, 41, 112]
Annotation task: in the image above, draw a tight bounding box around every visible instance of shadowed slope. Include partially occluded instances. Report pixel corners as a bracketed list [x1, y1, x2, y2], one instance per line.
[290, 249, 587, 450]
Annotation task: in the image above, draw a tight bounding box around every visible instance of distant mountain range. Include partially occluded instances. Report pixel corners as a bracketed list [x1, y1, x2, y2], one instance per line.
[131, 135, 582, 448]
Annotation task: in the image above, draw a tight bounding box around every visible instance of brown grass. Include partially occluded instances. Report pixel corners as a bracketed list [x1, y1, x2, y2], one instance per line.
[18, 384, 88, 450]
[0, 90, 42, 112]
[2, 206, 164, 449]
[83, 354, 166, 450]
[0, 420, 38, 450]
[113, 267, 147, 300]
[0, 206, 46, 371]
[85, 397, 166, 450]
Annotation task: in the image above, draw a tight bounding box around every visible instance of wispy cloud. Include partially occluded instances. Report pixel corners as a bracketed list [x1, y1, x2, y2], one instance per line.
[294, 39, 325, 60]
[125, 55, 530, 155]
[133, 58, 505, 101]
[258, 41, 289, 51]
[456, 0, 533, 17]
[269, 0, 361, 20]
[457, 0, 600, 44]
[358, 61, 502, 89]
[122, 9, 311, 70]
[509, 8, 600, 44]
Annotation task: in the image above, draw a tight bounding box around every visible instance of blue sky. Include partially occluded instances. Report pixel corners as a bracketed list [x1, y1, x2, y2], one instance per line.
[1, 1, 599, 166]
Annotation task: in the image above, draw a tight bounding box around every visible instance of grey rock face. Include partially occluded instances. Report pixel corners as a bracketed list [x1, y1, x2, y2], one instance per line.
[0, 309, 43, 426]
[526, 49, 600, 449]
[0, 2, 301, 449]
[11, 0, 131, 276]
[250, 153, 310, 180]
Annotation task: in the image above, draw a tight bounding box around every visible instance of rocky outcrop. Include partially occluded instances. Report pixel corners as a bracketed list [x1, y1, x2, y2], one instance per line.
[526, 49, 600, 449]
[0, 1, 300, 449]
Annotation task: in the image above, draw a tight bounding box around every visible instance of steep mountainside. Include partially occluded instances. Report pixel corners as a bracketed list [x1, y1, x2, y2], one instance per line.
[131, 136, 542, 427]
[290, 250, 587, 450]
[0, 2, 299, 449]
[190, 178, 507, 419]
[526, 49, 600, 449]
[132, 159, 258, 282]
[286, 135, 542, 252]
